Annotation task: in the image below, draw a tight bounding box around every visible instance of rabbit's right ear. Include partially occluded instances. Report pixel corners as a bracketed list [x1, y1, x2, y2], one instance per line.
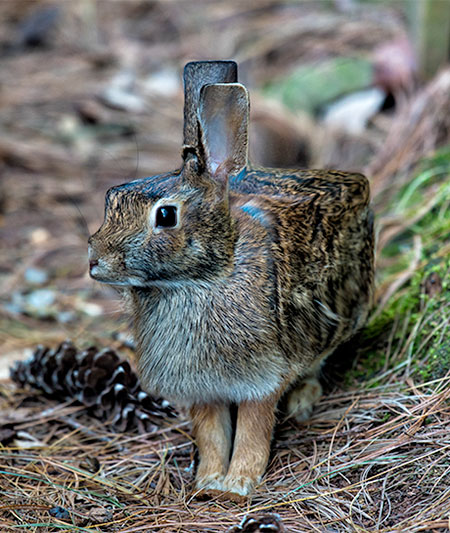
[198, 83, 249, 182]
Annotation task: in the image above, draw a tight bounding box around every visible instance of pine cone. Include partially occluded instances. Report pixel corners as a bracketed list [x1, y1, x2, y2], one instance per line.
[228, 514, 286, 532]
[10, 341, 176, 433]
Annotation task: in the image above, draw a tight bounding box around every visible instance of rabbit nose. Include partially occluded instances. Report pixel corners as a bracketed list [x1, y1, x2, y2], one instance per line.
[88, 245, 99, 271]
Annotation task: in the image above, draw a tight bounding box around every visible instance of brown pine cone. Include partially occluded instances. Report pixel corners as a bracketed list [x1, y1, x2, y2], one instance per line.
[228, 513, 286, 532]
[10, 341, 176, 433]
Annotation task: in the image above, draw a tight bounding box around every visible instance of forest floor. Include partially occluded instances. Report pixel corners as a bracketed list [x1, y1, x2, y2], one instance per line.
[0, 2, 449, 532]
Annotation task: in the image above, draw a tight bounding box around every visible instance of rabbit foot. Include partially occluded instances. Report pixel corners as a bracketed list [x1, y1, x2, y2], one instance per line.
[195, 472, 225, 496]
[220, 474, 258, 499]
[286, 376, 322, 422]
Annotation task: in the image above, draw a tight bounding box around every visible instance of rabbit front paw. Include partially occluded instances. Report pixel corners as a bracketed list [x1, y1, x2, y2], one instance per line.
[220, 473, 259, 500]
[195, 472, 225, 494]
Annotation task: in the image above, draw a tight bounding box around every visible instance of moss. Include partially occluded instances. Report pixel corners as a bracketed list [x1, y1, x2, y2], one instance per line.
[348, 149, 450, 387]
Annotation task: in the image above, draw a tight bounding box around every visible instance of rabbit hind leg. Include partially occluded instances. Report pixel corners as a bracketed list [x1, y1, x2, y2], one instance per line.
[285, 374, 323, 423]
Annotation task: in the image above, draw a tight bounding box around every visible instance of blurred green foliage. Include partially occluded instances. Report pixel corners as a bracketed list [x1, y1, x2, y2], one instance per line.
[263, 57, 373, 114]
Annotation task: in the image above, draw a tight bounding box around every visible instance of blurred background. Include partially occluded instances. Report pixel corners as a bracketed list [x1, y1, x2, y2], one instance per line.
[0, 0, 449, 373]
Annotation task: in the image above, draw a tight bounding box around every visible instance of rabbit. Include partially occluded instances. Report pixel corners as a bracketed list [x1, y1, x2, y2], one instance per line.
[88, 60, 374, 499]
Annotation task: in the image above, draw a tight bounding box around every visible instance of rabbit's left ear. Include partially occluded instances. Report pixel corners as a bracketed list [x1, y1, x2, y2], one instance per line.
[198, 83, 249, 181]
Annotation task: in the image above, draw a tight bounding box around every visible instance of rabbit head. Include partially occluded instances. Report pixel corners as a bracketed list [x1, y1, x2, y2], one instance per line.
[88, 81, 249, 288]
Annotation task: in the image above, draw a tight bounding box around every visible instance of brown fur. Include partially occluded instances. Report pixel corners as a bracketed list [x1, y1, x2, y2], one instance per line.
[223, 394, 280, 500]
[190, 403, 232, 491]
[88, 61, 375, 498]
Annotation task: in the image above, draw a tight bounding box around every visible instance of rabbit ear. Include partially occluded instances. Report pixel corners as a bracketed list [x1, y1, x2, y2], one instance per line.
[183, 61, 237, 151]
[198, 83, 249, 180]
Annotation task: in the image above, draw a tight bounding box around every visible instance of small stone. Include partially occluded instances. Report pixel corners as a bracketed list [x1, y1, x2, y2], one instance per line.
[48, 506, 70, 520]
[26, 289, 55, 314]
[57, 311, 76, 324]
[144, 68, 180, 98]
[80, 302, 103, 317]
[29, 228, 51, 245]
[24, 267, 49, 285]
[101, 71, 145, 112]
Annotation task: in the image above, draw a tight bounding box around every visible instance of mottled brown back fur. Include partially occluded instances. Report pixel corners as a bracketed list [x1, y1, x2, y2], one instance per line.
[230, 167, 374, 366]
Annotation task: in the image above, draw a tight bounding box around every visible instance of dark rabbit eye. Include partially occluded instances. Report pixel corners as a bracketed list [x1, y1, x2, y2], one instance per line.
[155, 205, 178, 228]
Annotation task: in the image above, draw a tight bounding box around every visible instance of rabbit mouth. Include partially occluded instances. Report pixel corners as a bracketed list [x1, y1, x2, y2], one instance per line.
[90, 270, 147, 288]
[88, 257, 125, 285]
[89, 264, 118, 284]
[89, 260, 150, 288]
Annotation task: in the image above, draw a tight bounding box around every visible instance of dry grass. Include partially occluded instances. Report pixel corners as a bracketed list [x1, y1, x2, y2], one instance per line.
[1, 375, 450, 531]
[1, 1, 449, 531]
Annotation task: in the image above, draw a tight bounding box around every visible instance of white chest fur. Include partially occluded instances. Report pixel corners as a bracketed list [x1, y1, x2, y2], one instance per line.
[129, 281, 288, 406]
